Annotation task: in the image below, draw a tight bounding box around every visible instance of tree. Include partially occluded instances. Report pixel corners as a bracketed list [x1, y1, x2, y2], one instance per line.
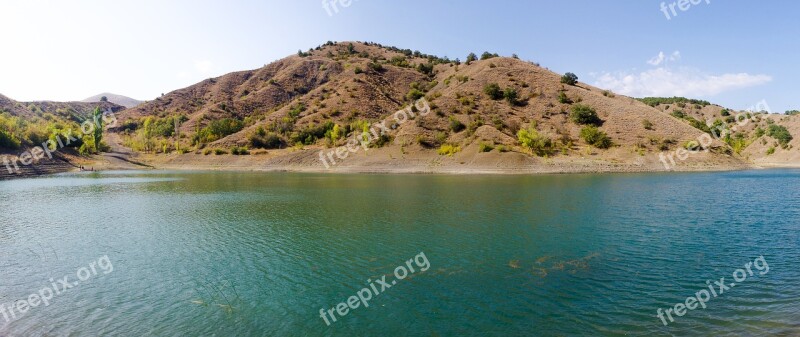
[417, 62, 434, 75]
[325, 124, 343, 145]
[480, 52, 498, 60]
[561, 72, 578, 85]
[466, 53, 477, 64]
[100, 96, 108, 102]
[92, 107, 104, 152]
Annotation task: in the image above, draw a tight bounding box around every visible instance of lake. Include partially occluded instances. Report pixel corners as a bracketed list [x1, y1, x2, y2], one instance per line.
[0, 170, 798, 336]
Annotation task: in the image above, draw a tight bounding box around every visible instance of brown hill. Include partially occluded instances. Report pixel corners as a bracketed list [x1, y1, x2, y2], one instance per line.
[643, 98, 799, 166]
[111, 41, 772, 173]
[1, 96, 125, 120]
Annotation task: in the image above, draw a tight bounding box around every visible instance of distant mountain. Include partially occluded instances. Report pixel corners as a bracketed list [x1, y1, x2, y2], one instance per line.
[0, 95, 124, 119]
[82, 93, 142, 108]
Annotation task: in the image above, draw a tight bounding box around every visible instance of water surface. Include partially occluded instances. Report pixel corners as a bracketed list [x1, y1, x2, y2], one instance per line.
[0, 170, 798, 336]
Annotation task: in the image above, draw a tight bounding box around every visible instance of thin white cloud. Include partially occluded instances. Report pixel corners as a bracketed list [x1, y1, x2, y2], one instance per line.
[647, 52, 665, 66]
[594, 51, 771, 97]
[647, 51, 680, 66]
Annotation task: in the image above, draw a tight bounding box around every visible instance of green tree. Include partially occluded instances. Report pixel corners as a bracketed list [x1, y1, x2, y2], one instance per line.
[561, 72, 578, 85]
[480, 52, 498, 60]
[92, 107, 104, 152]
[466, 53, 477, 64]
[325, 124, 343, 145]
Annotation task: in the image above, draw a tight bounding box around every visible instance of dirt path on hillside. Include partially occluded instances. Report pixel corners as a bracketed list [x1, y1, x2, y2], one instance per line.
[95, 133, 153, 170]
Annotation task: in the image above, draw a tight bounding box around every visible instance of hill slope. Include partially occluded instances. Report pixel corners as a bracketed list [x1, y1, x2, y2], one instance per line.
[641, 97, 800, 166]
[108, 41, 772, 173]
[0, 95, 126, 179]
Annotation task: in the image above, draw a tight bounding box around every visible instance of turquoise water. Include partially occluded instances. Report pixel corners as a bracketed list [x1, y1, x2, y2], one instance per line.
[0, 170, 798, 336]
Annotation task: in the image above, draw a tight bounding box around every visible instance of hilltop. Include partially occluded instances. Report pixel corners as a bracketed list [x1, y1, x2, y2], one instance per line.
[82, 93, 142, 108]
[111, 41, 764, 173]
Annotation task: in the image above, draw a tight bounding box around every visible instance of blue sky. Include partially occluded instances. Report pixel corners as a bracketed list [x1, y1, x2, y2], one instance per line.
[1, 0, 797, 112]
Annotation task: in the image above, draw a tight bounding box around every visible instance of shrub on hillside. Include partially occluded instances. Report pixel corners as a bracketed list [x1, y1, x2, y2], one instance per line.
[767, 124, 793, 145]
[449, 116, 466, 132]
[479, 142, 494, 153]
[437, 144, 461, 156]
[684, 117, 711, 133]
[638, 97, 711, 107]
[368, 62, 384, 72]
[231, 146, 250, 155]
[290, 121, 335, 145]
[249, 127, 283, 149]
[570, 104, 602, 126]
[670, 109, 687, 119]
[390, 56, 409, 67]
[517, 126, 554, 156]
[580, 126, 612, 149]
[193, 118, 245, 145]
[483, 83, 503, 100]
[558, 92, 572, 104]
[417, 62, 434, 75]
[0, 129, 21, 149]
[407, 89, 424, 101]
[503, 88, 519, 105]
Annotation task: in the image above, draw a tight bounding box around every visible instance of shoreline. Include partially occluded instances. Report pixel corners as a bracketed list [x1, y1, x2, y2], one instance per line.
[0, 158, 766, 180]
[6, 146, 799, 180]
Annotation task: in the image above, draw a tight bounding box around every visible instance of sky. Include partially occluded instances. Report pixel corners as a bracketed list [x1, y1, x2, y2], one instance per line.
[1, 0, 798, 113]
